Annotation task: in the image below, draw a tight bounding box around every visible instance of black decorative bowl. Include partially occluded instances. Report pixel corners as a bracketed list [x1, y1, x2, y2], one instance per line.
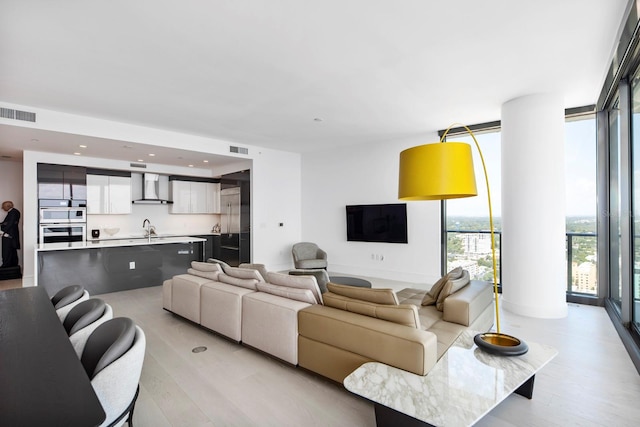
[474, 332, 528, 356]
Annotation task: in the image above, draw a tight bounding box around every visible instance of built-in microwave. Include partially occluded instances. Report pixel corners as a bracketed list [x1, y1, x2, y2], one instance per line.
[39, 207, 87, 224]
[39, 224, 86, 244]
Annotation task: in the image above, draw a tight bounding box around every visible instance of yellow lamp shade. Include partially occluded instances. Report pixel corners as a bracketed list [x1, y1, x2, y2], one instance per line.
[398, 142, 477, 200]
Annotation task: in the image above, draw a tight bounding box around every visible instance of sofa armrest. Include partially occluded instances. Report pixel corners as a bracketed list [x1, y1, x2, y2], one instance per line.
[442, 280, 494, 326]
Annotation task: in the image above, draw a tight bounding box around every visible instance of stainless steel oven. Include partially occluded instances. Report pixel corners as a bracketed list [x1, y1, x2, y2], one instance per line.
[39, 224, 86, 244]
[39, 207, 87, 224]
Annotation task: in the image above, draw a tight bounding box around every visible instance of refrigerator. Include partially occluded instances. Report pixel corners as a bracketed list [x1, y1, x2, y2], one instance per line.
[220, 187, 241, 266]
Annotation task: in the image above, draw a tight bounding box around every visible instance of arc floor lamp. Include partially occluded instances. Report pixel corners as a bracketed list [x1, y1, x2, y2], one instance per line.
[398, 123, 527, 356]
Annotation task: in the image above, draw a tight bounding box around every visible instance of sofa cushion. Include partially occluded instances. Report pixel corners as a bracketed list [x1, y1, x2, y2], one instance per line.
[436, 270, 470, 311]
[225, 266, 265, 282]
[288, 269, 329, 293]
[257, 282, 317, 305]
[323, 292, 420, 328]
[239, 263, 269, 281]
[218, 273, 259, 290]
[191, 261, 222, 272]
[421, 267, 463, 306]
[266, 272, 323, 305]
[206, 258, 231, 271]
[327, 282, 398, 305]
[187, 268, 220, 281]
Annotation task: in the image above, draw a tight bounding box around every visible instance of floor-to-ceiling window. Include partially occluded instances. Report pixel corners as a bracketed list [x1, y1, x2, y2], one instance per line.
[442, 115, 599, 301]
[566, 114, 598, 298]
[632, 70, 640, 330]
[609, 98, 623, 309]
[444, 129, 501, 283]
[598, 1, 640, 371]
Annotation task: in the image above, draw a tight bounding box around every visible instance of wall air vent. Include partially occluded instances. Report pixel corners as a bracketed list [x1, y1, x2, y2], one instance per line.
[130, 163, 147, 168]
[0, 107, 36, 122]
[230, 146, 249, 155]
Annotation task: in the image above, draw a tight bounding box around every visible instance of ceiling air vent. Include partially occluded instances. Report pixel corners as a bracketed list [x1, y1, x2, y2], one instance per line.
[0, 107, 36, 122]
[230, 146, 248, 155]
[130, 163, 147, 168]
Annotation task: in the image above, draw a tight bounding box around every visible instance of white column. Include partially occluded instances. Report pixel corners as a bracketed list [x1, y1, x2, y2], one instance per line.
[500, 94, 568, 318]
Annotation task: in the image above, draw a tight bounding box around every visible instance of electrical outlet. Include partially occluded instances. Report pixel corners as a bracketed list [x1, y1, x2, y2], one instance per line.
[129, 261, 135, 270]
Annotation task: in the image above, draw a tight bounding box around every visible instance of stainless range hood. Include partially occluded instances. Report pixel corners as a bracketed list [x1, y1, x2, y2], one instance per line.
[132, 173, 173, 204]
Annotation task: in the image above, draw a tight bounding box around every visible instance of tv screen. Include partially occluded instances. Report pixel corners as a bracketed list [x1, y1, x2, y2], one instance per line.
[346, 203, 408, 243]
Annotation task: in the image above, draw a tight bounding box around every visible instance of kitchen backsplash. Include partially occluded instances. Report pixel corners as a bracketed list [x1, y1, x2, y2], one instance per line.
[86, 203, 221, 238]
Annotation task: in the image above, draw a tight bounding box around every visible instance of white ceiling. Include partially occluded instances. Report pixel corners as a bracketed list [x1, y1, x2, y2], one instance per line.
[0, 0, 631, 166]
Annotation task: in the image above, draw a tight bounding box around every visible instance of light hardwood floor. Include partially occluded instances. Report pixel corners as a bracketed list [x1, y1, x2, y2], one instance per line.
[93, 276, 640, 426]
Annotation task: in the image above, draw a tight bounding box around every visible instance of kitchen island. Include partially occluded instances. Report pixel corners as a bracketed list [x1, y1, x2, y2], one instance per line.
[36, 236, 206, 296]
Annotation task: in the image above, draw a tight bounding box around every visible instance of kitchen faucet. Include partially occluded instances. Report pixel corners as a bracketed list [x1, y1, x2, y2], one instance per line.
[142, 218, 155, 239]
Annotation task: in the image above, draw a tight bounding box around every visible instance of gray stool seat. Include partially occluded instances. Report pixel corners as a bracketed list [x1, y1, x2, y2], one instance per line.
[81, 317, 145, 427]
[51, 285, 85, 309]
[81, 317, 136, 379]
[63, 298, 107, 336]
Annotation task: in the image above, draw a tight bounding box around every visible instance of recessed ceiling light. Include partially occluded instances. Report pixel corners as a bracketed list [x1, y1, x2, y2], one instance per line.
[188, 164, 194, 168]
[73, 152, 81, 156]
[137, 159, 144, 162]
[149, 153, 155, 157]
[203, 160, 209, 163]
[79, 145, 87, 148]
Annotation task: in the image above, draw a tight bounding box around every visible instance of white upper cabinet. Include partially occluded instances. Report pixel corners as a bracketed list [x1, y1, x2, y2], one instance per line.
[87, 174, 132, 214]
[170, 180, 220, 214]
[206, 182, 221, 213]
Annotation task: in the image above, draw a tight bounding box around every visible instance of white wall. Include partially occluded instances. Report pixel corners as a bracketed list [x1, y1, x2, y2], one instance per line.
[0, 160, 24, 266]
[251, 148, 302, 272]
[301, 134, 443, 284]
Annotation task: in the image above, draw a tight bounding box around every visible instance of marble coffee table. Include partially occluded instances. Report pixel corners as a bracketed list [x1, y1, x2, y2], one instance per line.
[344, 329, 557, 427]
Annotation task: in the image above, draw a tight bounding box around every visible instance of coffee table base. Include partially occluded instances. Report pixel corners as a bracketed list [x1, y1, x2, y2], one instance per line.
[373, 374, 536, 427]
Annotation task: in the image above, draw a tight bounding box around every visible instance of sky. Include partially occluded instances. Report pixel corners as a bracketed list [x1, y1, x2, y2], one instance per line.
[445, 116, 597, 218]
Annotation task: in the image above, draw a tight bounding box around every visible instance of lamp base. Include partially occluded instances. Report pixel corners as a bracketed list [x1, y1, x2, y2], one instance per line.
[474, 332, 528, 356]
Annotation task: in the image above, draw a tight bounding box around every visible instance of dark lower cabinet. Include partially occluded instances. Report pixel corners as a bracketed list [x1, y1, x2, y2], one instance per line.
[38, 241, 203, 296]
[213, 235, 221, 259]
[195, 235, 215, 261]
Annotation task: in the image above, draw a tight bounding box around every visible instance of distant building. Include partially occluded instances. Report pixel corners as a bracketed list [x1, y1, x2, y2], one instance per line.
[572, 261, 597, 293]
[459, 233, 493, 258]
[449, 259, 481, 278]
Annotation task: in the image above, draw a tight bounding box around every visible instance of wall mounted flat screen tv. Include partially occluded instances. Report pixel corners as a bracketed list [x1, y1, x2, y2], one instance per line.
[346, 203, 408, 243]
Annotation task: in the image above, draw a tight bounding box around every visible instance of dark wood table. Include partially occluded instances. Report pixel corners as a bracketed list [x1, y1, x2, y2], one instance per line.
[0, 286, 106, 426]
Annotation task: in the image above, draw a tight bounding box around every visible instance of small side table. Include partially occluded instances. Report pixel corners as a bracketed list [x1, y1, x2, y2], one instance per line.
[329, 275, 372, 288]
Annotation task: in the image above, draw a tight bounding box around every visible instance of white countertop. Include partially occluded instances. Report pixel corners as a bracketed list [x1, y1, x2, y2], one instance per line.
[36, 235, 207, 252]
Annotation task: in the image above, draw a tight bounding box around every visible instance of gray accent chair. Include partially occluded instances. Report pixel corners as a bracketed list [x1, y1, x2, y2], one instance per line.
[291, 242, 328, 270]
[63, 298, 114, 358]
[51, 285, 90, 322]
[81, 318, 146, 427]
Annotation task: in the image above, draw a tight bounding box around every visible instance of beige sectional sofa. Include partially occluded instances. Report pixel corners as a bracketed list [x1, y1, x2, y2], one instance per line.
[163, 261, 322, 365]
[163, 262, 494, 383]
